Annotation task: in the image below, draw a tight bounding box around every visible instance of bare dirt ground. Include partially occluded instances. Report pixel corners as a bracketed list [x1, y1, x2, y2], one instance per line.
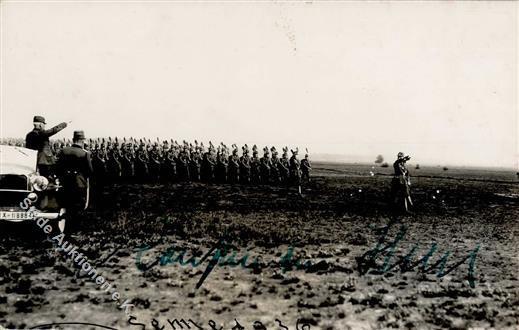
[1, 163, 518, 329]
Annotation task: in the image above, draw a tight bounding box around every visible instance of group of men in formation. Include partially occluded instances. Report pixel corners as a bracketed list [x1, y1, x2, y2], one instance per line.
[12, 116, 312, 190]
[86, 138, 311, 187]
[19, 119, 313, 187]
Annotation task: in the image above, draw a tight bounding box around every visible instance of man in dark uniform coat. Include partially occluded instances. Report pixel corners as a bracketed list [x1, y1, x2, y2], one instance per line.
[227, 146, 240, 184]
[270, 147, 281, 185]
[260, 147, 271, 185]
[279, 147, 290, 185]
[391, 152, 413, 213]
[239, 146, 251, 184]
[215, 150, 228, 183]
[289, 149, 302, 195]
[251, 147, 261, 184]
[56, 131, 93, 232]
[301, 153, 312, 183]
[201, 148, 215, 183]
[25, 115, 68, 177]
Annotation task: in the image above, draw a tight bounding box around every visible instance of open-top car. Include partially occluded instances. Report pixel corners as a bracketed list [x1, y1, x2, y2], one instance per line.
[0, 145, 64, 223]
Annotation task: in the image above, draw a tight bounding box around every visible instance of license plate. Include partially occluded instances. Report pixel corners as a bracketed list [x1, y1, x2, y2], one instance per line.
[0, 211, 34, 220]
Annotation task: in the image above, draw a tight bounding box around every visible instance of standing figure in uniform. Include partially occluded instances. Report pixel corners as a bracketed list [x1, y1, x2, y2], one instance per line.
[301, 151, 312, 183]
[107, 143, 122, 182]
[177, 146, 190, 181]
[189, 146, 201, 182]
[239, 145, 251, 184]
[25, 116, 68, 178]
[227, 145, 240, 184]
[91, 143, 107, 207]
[251, 145, 261, 184]
[149, 142, 162, 183]
[215, 144, 228, 183]
[121, 141, 135, 181]
[56, 131, 93, 233]
[160, 141, 175, 182]
[289, 148, 302, 195]
[279, 147, 290, 185]
[270, 147, 281, 185]
[201, 146, 216, 183]
[135, 141, 149, 182]
[391, 152, 413, 213]
[260, 147, 271, 185]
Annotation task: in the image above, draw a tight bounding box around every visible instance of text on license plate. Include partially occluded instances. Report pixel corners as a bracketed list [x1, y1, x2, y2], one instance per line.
[0, 211, 33, 220]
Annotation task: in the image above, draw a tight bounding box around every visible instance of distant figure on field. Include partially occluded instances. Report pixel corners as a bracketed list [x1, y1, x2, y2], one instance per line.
[391, 152, 413, 213]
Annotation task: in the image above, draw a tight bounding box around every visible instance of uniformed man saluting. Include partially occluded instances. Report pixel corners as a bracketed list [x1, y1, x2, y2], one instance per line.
[25, 115, 68, 178]
[391, 152, 413, 213]
[56, 131, 93, 233]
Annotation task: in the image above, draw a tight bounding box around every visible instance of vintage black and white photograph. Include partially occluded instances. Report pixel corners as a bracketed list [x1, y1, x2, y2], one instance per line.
[0, 1, 517, 329]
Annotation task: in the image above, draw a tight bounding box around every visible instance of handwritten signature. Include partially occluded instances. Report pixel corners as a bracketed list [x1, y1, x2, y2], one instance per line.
[135, 241, 315, 289]
[356, 221, 480, 288]
[128, 316, 312, 330]
[135, 223, 480, 289]
[30, 318, 313, 330]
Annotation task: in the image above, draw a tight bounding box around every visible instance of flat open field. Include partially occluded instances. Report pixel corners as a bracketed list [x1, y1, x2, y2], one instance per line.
[1, 163, 518, 329]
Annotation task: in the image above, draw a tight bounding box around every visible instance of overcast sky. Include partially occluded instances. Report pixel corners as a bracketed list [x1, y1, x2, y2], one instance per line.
[1, 1, 517, 168]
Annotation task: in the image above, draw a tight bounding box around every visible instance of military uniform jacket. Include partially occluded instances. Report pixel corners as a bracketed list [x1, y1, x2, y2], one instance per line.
[301, 159, 311, 171]
[393, 160, 408, 178]
[56, 144, 93, 190]
[393, 159, 410, 187]
[25, 122, 67, 165]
